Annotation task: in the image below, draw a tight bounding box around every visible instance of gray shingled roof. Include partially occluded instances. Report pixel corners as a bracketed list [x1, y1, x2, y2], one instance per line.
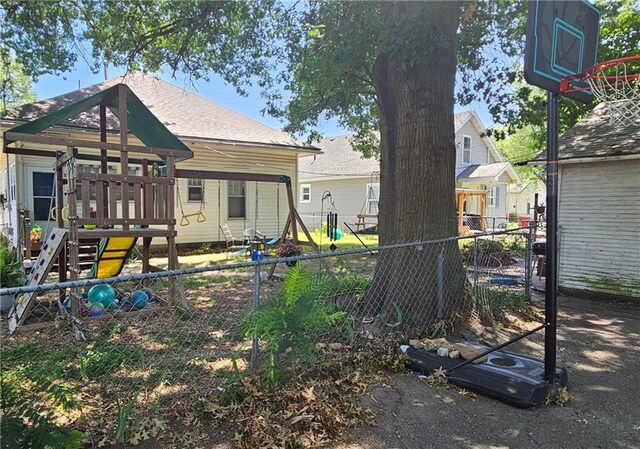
[299, 135, 379, 179]
[299, 111, 480, 179]
[3, 73, 315, 151]
[534, 101, 640, 161]
[457, 162, 512, 182]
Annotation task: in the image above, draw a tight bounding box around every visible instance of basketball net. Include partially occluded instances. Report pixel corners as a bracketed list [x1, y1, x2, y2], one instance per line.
[561, 56, 640, 128]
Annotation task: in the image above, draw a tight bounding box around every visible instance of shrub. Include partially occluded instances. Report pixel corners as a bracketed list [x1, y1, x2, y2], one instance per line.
[0, 234, 24, 288]
[460, 238, 515, 267]
[241, 265, 346, 385]
[275, 241, 302, 258]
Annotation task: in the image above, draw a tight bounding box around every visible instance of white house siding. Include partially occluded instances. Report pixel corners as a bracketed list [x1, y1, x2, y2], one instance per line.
[558, 159, 640, 299]
[455, 120, 494, 176]
[297, 177, 371, 231]
[174, 141, 298, 244]
[2, 134, 300, 246]
[0, 152, 18, 242]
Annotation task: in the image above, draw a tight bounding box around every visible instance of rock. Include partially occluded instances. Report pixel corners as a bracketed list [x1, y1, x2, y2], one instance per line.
[449, 350, 460, 359]
[316, 343, 327, 350]
[329, 342, 344, 350]
[409, 339, 425, 349]
[451, 342, 490, 364]
[504, 313, 518, 324]
[437, 347, 449, 357]
[423, 337, 449, 351]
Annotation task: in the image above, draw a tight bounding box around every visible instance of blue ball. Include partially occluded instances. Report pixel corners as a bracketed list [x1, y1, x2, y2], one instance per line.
[87, 284, 117, 308]
[129, 290, 149, 309]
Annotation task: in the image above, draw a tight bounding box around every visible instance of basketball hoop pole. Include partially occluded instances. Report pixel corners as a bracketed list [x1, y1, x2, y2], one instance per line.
[544, 91, 559, 382]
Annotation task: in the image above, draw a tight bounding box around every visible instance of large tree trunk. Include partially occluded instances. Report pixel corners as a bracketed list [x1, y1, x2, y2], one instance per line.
[367, 1, 466, 334]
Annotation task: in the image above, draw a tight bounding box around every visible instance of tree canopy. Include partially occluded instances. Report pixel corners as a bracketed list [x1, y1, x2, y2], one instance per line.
[0, 51, 36, 116]
[2, 0, 637, 142]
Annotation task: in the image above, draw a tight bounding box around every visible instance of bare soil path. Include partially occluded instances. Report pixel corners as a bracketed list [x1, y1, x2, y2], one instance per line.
[333, 295, 640, 449]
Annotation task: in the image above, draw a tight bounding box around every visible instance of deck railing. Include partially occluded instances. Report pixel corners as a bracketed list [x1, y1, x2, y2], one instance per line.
[76, 173, 175, 227]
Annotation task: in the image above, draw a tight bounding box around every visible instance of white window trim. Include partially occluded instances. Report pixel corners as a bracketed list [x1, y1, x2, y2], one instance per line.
[300, 184, 311, 203]
[462, 135, 472, 165]
[187, 179, 204, 202]
[227, 180, 246, 219]
[489, 185, 502, 208]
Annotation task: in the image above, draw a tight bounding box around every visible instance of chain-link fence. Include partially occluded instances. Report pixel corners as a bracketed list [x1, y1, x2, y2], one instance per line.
[0, 228, 533, 441]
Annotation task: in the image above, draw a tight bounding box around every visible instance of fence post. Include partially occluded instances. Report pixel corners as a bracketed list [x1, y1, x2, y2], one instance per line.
[472, 237, 479, 289]
[525, 225, 533, 300]
[437, 249, 444, 320]
[251, 261, 261, 371]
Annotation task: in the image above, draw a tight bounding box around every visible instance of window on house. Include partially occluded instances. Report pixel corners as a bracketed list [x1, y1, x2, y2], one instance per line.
[228, 180, 246, 218]
[462, 135, 472, 164]
[489, 185, 501, 208]
[188, 179, 204, 202]
[300, 184, 311, 203]
[366, 183, 380, 214]
[8, 164, 16, 202]
[32, 172, 55, 220]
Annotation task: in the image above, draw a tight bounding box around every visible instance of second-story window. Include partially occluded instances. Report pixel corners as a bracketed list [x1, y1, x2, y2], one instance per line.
[462, 135, 472, 164]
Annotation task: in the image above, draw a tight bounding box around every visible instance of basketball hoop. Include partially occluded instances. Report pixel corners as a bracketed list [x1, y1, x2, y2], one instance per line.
[560, 56, 640, 127]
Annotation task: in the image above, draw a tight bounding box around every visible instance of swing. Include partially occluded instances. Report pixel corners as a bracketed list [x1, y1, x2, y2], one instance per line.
[177, 179, 207, 226]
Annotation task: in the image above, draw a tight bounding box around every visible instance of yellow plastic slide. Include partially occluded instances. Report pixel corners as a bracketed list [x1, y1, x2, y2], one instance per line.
[88, 237, 138, 278]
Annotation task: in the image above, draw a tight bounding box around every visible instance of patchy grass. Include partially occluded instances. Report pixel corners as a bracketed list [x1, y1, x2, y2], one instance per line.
[546, 386, 571, 407]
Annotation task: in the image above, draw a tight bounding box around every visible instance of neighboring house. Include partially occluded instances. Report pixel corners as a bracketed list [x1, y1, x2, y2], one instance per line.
[0, 73, 319, 245]
[532, 101, 640, 300]
[507, 180, 547, 217]
[297, 111, 520, 232]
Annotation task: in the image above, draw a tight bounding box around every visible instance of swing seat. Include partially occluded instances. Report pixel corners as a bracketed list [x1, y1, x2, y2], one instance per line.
[180, 212, 207, 226]
[266, 236, 280, 246]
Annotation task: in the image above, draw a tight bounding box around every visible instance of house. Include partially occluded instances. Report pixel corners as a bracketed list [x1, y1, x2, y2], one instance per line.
[297, 111, 520, 233]
[0, 73, 319, 246]
[507, 180, 547, 217]
[533, 102, 640, 300]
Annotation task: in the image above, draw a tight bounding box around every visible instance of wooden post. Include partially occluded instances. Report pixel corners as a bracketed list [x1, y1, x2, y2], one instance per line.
[55, 152, 67, 287]
[65, 147, 81, 320]
[267, 215, 291, 280]
[285, 183, 298, 243]
[457, 193, 464, 230]
[166, 156, 177, 305]
[118, 84, 130, 230]
[100, 104, 109, 220]
[480, 194, 487, 231]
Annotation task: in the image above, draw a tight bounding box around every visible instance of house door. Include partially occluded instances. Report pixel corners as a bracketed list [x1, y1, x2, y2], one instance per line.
[27, 169, 56, 229]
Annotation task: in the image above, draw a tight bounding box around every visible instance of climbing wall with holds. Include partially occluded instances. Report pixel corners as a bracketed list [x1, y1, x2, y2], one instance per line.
[8, 228, 68, 333]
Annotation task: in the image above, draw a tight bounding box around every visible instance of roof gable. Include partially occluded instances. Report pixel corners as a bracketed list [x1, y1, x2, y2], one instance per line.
[3, 73, 314, 151]
[4, 83, 192, 160]
[531, 101, 640, 163]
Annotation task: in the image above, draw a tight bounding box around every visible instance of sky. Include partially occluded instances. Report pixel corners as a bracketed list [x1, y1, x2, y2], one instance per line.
[32, 62, 496, 138]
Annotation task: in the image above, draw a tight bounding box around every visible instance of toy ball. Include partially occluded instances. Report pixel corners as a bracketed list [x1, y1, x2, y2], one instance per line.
[87, 284, 117, 308]
[140, 288, 157, 303]
[87, 302, 105, 317]
[335, 228, 343, 240]
[129, 290, 149, 310]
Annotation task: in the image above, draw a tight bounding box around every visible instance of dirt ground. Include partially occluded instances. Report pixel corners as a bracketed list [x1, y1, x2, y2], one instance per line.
[332, 294, 640, 449]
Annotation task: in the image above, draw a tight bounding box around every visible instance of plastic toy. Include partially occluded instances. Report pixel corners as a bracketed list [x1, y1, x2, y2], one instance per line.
[87, 284, 117, 308]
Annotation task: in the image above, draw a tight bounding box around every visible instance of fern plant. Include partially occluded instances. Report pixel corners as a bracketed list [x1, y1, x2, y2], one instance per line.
[241, 265, 346, 385]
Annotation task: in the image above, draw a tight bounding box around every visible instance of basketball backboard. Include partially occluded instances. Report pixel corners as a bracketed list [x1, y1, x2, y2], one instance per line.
[524, 0, 601, 104]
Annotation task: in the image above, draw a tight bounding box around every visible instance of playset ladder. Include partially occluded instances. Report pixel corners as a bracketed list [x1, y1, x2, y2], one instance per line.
[8, 228, 68, 334]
